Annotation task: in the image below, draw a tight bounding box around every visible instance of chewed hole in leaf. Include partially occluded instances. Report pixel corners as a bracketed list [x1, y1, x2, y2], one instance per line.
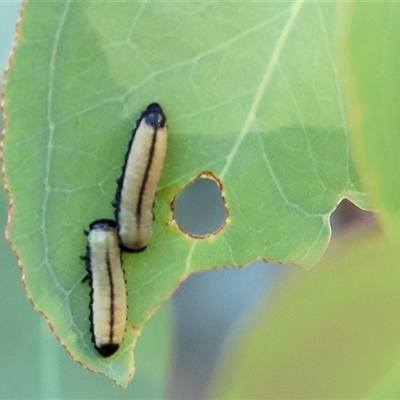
[172, 173, 227, 237]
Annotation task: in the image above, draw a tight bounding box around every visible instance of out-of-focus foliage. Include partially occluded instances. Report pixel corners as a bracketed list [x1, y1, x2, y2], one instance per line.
[209, 228, 400, 399]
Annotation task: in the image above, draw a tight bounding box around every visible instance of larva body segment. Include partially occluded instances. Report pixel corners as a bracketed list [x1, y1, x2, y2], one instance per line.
[82, 219, 127, 357]
[114, 103, 167, 252]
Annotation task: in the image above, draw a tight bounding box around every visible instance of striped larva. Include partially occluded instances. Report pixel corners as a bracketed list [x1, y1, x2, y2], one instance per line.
[81, 219, 127, 357]
[114, 103, 167, 252]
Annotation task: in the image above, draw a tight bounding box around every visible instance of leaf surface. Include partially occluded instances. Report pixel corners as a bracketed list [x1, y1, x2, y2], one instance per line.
[2, 1, 367, 384]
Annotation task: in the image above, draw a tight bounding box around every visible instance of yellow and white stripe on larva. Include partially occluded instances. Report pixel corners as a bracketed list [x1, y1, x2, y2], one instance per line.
[114, 103, 167, 252]
[82, 219, 127, 357]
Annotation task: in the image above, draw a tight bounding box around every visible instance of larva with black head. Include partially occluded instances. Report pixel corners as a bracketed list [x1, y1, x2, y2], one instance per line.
[81, 219, 127, 357]
[114, 103, 168, 252]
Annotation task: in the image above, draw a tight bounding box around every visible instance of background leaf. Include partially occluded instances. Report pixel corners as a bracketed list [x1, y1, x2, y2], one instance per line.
[340, 3, 400, 231]
[209, 228, 400, 399]
[2, 1, 368, 384]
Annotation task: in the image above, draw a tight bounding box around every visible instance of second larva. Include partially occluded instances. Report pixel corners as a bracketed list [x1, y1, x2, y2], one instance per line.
[82, 219, 127, 357]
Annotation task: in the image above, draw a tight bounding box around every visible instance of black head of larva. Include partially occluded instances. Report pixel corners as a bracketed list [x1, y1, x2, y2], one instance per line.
[96, 343, 120, 358]
[143, 102, 166, 129]
[89, 219, 117, 231]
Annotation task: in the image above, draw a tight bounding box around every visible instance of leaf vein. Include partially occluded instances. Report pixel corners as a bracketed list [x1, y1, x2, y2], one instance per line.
[220, 0, 304, 179]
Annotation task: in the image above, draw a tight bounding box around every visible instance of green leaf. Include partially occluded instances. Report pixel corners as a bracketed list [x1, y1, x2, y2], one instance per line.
[2, 1, 368, 384]
[209, 228, 400, 399]
[340, 3, 400, 230]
